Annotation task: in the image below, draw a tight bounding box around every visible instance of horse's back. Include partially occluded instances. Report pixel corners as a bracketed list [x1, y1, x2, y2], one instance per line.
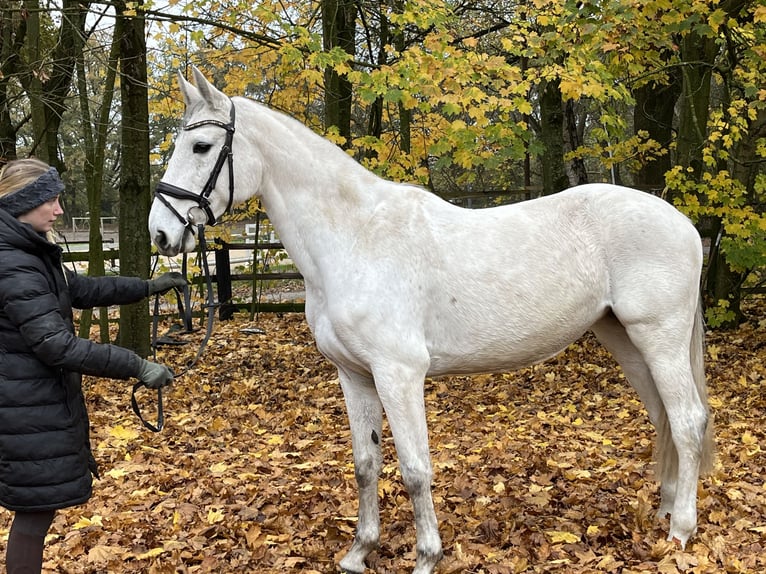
[559, 184, 703, 331]
[422, 184, 701, 374]
[520, 184, 698, 242]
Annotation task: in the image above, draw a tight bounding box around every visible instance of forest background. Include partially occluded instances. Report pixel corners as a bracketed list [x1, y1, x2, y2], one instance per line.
[2, 3, 766, 572]
[1, 0, 765, 352]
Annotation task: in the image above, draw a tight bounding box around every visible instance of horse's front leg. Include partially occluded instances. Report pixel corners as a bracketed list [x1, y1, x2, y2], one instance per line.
[337, 368, 383, 574]
[376, 365, 443, 574]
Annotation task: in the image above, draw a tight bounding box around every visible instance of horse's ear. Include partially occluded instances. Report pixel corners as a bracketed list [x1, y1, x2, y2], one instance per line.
[190, 66, 229, 112]
[177, 69, 200, 107]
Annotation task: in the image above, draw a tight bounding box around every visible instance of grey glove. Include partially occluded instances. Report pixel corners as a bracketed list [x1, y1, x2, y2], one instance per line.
[137, 359, 175, 389]
[147, 272, 187, 296]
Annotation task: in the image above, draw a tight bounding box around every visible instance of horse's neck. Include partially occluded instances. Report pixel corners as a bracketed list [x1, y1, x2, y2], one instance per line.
[262, 175, 379, 272]
[249, 107, 380, 278]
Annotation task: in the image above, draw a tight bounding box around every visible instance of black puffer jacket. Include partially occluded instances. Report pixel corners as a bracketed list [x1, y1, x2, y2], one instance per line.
[0, 209, 149, 512]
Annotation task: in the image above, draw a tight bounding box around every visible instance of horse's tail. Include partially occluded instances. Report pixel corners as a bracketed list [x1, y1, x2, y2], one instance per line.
[656, 298, 715, 478]
[691, 298, 716, 475]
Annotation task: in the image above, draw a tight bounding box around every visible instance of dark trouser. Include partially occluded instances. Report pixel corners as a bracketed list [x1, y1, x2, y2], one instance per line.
[5, 510, 56, 574]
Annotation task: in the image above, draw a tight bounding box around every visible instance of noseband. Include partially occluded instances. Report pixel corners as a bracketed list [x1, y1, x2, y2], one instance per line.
[154, 99, 236, 231]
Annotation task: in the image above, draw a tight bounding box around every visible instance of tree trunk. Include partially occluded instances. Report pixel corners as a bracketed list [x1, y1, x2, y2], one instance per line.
[564, 100, 587, 185]
[362, 2, 386, 161]
[392, 0, 410, 155]
[707, 108, 766, 327]
[116, 2, 151, 357]
[632, 73, 681, 192]
[0, 4, 22, 160]
[23, 0, 47, 161]
[678, 0, 750, 327]
[18, 0, 86, 170]
[0, 78, 16, 161]
[539, 79, 569, 194]
[76, 11, 121, 343]
[42, 0, 85, 167]
[362, 1, 411, 157]
[321, 0, 356, 147]
[675, 35, 718, 186]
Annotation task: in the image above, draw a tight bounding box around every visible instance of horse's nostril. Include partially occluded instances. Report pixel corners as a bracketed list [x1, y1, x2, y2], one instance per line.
[155, 230, 168, 250]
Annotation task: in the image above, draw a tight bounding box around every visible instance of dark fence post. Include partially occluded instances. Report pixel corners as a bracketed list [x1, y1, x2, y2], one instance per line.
[214, 240, 237, 320]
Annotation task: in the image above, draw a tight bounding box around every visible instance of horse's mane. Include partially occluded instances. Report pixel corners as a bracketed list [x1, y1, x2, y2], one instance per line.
[237, 96, 373, 177]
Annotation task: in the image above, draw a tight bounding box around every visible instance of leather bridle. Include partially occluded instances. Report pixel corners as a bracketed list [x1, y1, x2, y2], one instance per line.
[154, 99, 236, 231]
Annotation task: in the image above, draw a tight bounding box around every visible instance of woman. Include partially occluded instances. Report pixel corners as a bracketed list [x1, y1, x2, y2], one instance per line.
[0, 158, 185, 573]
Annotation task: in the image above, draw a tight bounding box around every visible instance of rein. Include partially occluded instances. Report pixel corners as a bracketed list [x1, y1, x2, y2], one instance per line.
[134, 99, 237, 432]
[132, 224, 219, 432]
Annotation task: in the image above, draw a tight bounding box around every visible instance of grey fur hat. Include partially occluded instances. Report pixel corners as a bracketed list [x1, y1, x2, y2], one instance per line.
[0, 167, 65, 217]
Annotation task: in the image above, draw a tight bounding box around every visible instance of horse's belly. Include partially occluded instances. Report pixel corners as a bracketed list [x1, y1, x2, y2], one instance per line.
[426, 337, 576, 377]
[424, 309, 601, 377]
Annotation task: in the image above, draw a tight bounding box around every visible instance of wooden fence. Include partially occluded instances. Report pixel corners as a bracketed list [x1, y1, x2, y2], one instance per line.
[61, 239, 305, 320]
[213, 239, 304, 317]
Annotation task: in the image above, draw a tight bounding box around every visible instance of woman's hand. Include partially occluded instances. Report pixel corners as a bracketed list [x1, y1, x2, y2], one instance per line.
[137, 360, 175, 389]
[147, 272, 187, 296]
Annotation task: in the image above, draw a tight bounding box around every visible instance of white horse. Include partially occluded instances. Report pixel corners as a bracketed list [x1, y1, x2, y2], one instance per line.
[149, 67, 714, 574]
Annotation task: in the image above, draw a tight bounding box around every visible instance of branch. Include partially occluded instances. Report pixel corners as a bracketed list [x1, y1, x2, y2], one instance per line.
[450, 20, 512, 46]
[137, 6, 284, 50]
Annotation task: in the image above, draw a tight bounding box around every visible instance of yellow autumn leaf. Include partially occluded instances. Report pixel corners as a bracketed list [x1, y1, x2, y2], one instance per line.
[73, 515, 104, 529]
[109, 425, 139, 440]
[210, 462, 228, 473]
[559, 79, 583, 100]
[546, 530, 581, 544]
[105, 468, 128, 479]
[132, 547, 165, 560]
[130, 488, 152, 498]
[207, 508, 225, 524]
[742, 431, 758, 445]
[563, 468, 592, 480]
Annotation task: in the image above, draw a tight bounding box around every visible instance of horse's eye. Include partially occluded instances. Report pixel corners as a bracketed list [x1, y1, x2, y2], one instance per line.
[193, 142, 212, 154]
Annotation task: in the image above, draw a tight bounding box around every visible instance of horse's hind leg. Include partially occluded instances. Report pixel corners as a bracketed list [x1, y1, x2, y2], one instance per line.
[592, 315, 679, 517]
[615, 315, 710, 547]
[337, 368, 384, 574]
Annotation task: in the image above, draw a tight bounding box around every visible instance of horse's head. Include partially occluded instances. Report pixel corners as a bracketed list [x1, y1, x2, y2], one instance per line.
[150, 67, 240, 256]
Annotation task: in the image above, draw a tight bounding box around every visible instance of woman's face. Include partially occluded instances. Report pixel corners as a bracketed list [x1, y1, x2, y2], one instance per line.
[17, 196, 64, 233]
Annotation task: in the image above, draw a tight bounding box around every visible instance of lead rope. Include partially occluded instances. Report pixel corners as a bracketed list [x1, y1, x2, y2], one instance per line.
[131, 256, 169, 432]
[132, 224, 219, 432]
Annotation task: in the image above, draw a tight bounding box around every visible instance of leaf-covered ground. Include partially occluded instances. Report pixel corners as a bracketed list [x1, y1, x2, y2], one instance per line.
[2, 304, 766, 573]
